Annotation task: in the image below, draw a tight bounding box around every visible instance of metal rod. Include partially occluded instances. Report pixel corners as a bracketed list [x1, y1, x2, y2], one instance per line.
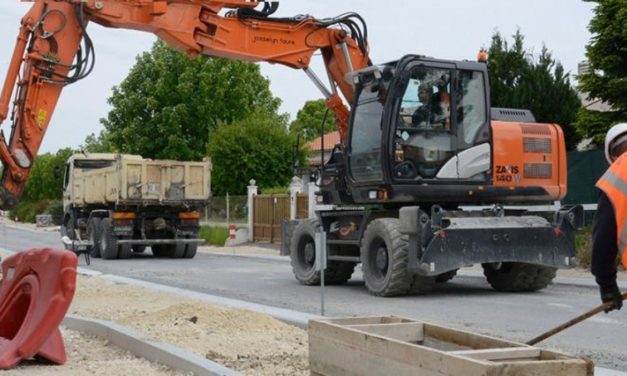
[304, 68, 332, 99]
[326, 68, 338, 96]
[339, 41, 354, 73]
[527, 293, 627, 345]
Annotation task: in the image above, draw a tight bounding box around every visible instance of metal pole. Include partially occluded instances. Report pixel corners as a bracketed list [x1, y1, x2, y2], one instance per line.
[226, 192, 230, 228]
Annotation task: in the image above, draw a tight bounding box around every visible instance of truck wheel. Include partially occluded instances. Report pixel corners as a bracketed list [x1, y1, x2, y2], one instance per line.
[171, 242, 186, 258]
[183, 235, 198, 259]
[99, 218, 119, 260]
[132, 245, 146, 253]
[87, 217, 102, 258]
[361, 218, 413, 297]
[61, 211, 77, 240]
[118, 238, 132, 259]
[482, 262, 557, 292]
[290, 219, 321, 285]
[151, 245, 168, 258]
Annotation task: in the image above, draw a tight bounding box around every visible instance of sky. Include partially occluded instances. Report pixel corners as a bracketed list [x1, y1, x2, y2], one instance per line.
[0, 1, 595, 154]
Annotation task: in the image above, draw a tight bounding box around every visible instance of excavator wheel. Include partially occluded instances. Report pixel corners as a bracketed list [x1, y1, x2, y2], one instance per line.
[290, 219, 355, 285]
[482, 262, 557, 292]
[290, 219, 322, 285]
[360, 218, 414, 297]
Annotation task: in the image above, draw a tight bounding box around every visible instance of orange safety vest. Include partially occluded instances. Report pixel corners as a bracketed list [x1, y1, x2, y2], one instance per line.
[596, 153, 627, 268]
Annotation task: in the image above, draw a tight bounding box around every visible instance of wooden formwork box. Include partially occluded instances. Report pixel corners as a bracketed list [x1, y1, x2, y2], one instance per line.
[309, 316, 593, 376]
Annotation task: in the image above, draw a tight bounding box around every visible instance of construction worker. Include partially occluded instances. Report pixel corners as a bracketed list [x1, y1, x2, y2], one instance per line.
[592, 123, 627, 312]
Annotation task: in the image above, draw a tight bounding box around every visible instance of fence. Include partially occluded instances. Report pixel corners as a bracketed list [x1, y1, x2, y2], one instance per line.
[201, 194, 248, 225]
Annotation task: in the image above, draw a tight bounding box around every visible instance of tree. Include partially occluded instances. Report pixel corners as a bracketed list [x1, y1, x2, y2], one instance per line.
[207, 111, 305, 195]
[576, 0, 627, 144]
[289, 99, 333, 141]
[487, 31, 582, 150]
[100, 40, 282, 160]
[21, 148, 75, 203]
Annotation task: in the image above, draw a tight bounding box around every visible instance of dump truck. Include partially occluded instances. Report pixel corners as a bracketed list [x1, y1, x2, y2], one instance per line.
[61, 153, 211, 260]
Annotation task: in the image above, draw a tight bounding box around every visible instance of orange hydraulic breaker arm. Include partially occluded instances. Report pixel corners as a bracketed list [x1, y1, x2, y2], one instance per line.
[0, 1, 371, 210]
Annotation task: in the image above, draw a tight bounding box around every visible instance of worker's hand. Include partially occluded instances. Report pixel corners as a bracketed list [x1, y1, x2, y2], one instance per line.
[600, 282, 623, 313]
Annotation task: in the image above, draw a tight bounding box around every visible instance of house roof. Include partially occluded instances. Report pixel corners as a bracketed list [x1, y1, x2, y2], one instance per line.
[308, 131, 340, 152]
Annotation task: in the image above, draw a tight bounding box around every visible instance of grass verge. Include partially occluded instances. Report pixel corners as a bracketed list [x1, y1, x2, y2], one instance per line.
[199, 225, 229, 246]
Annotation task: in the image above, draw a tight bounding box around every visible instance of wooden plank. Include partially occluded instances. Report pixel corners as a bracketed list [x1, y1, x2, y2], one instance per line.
[309, 316, 591, 376]
[346, 322, 424, 343]
[309, 319, 493, 376]
[451, 347, 541, 361]
[424, 322, 522, 350]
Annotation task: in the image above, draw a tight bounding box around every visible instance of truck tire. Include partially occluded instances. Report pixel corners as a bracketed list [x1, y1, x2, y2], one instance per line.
[99, 218, 119, 260]
[289, 219, 355, 286]
[360, 218, 413, 297]
[118, 238, 132, 259]
[61, 211, 77, 240]
[482, 262, 557, 292]
[171, 242, 186, 259]
[132, 245, 146, 253]
[183, 234, 199, 259]
[151, 245, 169, 258]
[87, 217, 102, 258]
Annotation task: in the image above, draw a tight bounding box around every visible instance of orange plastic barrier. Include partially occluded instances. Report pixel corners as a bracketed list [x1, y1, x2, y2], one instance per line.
[0, 248, 78, 369]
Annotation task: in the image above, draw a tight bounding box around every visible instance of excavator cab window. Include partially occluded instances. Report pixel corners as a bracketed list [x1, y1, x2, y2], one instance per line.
[391, 63, 489, 181]
[394, 66, 454, 179]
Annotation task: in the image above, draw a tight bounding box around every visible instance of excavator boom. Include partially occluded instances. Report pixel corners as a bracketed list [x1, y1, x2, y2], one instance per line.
[0, 1, 370, 209]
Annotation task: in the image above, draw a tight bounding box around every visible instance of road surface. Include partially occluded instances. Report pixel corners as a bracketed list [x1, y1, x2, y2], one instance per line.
[1, 222, 626, 371]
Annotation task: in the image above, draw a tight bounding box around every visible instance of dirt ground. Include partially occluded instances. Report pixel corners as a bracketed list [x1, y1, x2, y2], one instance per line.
[0, 267, 309, 375]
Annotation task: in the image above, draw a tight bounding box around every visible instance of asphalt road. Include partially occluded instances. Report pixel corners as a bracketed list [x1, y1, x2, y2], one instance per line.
[2, 222, 627, 371]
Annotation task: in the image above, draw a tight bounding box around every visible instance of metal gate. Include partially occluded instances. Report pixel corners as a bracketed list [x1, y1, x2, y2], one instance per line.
[253, 194, 290, 243]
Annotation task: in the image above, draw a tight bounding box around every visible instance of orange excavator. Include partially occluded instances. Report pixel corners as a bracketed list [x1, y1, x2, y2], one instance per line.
[0, 1, 582, 295]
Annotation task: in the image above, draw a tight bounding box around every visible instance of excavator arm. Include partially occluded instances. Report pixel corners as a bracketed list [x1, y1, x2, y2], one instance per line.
[0, 0, 370, 209]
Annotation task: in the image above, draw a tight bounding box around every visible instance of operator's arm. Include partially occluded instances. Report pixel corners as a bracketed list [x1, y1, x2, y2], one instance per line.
[591, 190, 622, 311]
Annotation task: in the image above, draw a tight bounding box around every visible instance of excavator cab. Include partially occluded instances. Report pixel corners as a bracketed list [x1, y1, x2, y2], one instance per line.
[337, 56, 491, 205]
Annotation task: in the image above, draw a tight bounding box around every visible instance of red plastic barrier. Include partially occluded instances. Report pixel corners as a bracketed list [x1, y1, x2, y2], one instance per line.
[0, 248, 78, 369]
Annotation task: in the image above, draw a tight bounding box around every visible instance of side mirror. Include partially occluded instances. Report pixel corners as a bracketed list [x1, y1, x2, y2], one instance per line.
[53, 166, 62, 178]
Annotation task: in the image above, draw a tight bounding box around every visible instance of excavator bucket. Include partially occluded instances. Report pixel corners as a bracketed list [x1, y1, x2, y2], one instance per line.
[0, 248, 78, 369]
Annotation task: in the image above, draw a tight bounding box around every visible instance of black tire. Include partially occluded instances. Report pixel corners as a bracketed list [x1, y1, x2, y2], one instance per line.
[435, 269, 458, 283]
[290, 219, 322, 285]
[117, 238, 132, 259]
[482, 262, 557, 292]
[360, 218, 414, 297]
[99, 218, 119, 260]
[132, 245, 146, 253]
[289, 219, 355, 286]
[87, 217, 102, 258]
[183, 233, 199, 259]
[151, 244, 169, 258]
[170, 242, 186, 258]
[61, 210, 77, 240]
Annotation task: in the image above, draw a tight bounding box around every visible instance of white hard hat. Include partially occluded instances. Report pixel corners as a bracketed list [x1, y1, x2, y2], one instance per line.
[605, 123, 627, 163]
